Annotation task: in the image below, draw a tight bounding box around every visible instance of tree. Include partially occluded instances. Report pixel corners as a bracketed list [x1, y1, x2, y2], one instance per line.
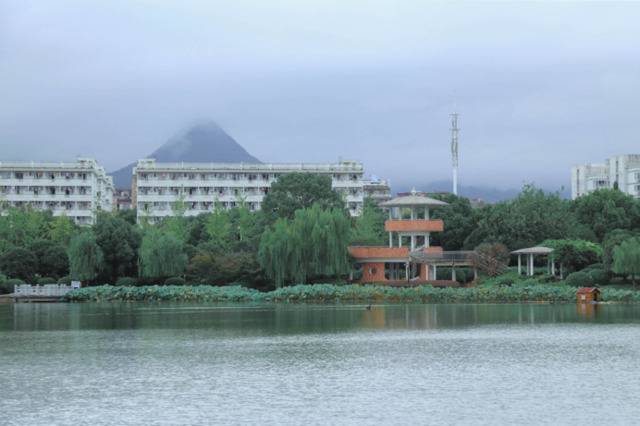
[259, 204, 351, 287]
[260, 173, 345, 223]
[430, 194, 478, 250]
[350, 198, 386, 246]
[473, 242, 509, 277]
[0, 247, 38, 282]
[612, 238, 640, 289]
[602, 229, 640, 272]
[138, 230, 187, 280]
[68, 232, 104, 282]
[28, 239, 69, 278]
[48, 214, 77, 246]
[204, 207, 233, 254]
[0, 207, 51, 252]
[540, 239, 602, 274]
[573, 189, 640, 242]
[465, 185, 580, 249]
[94, 213, 141, 283]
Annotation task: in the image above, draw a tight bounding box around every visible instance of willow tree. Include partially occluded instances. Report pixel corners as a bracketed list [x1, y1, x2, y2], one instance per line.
[138, 229, 188, 280]
[612, 238, 640, 289]
[68, 232, 104, 282]
[258, 204, 351, 287]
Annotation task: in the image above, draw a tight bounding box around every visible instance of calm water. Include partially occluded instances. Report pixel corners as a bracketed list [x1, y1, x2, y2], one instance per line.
[1, 303, 640, 425]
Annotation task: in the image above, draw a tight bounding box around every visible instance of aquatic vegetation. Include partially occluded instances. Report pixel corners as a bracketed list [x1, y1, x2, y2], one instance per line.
[65, 283, 640, 303]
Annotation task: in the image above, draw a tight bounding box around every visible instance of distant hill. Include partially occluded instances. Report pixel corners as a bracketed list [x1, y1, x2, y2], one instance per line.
[110, 121, 261, 189]
[393, 180, 570, 203]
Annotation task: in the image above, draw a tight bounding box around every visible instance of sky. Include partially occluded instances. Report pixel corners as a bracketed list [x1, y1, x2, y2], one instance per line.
[1, 1, 639, 192]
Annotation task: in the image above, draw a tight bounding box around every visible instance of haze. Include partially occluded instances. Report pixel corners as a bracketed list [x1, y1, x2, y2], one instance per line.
[1, 1, 639, 191]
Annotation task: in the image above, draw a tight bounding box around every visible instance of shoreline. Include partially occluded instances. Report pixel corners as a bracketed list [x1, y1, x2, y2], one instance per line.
[63, 284, 640, 304]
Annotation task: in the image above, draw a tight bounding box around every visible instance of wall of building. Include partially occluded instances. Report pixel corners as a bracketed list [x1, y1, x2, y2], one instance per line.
[0, 158, 114, 224]
[133, 159, 367, 222]
[571, 154, 640, 199]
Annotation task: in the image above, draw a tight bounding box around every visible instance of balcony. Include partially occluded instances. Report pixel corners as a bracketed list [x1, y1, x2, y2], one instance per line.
[384, 219, 444, 233]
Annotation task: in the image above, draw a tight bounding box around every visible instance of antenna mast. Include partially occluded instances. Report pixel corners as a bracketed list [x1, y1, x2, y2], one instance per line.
[450, 112, 459, 196]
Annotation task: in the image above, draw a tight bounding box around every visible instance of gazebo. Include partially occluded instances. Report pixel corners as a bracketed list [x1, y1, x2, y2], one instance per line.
[511, 246, 555, 276]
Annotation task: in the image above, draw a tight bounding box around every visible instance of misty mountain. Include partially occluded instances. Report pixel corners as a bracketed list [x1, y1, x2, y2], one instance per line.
[392, 180, 570, 203]
[110, 121, 261, 189]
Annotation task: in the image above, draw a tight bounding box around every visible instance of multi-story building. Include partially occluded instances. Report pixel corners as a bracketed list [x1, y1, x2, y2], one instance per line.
[571, 154, 640, 199]
[362, 177, 391, 204]
[132, 159, 366, 222]
[0, 158, 114, 224]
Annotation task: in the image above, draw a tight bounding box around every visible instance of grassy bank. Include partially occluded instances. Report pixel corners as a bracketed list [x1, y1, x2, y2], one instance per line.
[65, 283, 640, 304]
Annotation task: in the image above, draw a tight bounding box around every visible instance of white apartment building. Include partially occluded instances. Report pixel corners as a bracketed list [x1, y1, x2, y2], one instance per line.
[133, 159, 366, 222]
[571, 154, 640, 199]
[0, 158, 114, 225]
[362, 177, 392, 204]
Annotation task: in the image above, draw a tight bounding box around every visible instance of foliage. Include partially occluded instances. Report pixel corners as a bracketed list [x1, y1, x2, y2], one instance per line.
[138, 229, 188, 280]
[350, 198, 386, 246]
[68, 232, 104, 282]
[47, 215, 77, 246]
[612, 238, 640, 288]
[66, 283, 640, 304]
[260, 173, 345, 223]
[28, 239, 69, 279]
[565, 271, 592, 287]
[0, 207, 52, 252]
[572, 189, 640, 242]
[0, 247, 38, 282]
[164, 276, 186, 286]
[259, 204, 351, 287]
[586, 269, 608, 286]
[37, 277, 56, 284]
[464, 185, 584, 249]
[115, 277, 138, 287]
[94, 212, 141, 283]
[204, 207, 233, 253]
[430, 194, 478, 250]
[1, 278, 25, 294]
[187, 252, 264, 286]
[473, 242, 510, 277]
[540, 239, 602, 274]
[602, 229, 640, 272]
[58, 275, 71, 284]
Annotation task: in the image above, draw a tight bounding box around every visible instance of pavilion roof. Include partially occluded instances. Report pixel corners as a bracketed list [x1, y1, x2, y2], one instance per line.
[380, 194, 449, 208]
[511, 246, 554, 255]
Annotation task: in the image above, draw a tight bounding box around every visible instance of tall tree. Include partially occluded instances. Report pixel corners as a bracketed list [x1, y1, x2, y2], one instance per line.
[350, 198, 386, 246]
[430, 194, 478, 250]
[0, 247, 38, 282]
[48, 214, 77, 246]
[94, 212, 141, 283]
[68, 232, 104, 282]
[138, 230, 187, 279]
[602, 229, 640, 272]
[572, 189, 640, 242]
[28, 239, 69, 279]
[260, 173, 345, 223]
[612, 238, 640, 289]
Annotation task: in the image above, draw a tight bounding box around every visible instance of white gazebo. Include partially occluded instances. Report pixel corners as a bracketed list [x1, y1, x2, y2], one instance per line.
[511, 246, 555, 276]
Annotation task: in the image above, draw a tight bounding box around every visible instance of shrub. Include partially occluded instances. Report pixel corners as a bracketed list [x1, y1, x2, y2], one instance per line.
[164, 276, 186, 286]
[565, 271, 593, 287]
[2, 278, 26, 293]
[37, 277, 56, 285]
[58, 275, 72, 284]
[586, 269, 608, 286]
[115, 277, 138, 287]
[583, 263, 604, 271]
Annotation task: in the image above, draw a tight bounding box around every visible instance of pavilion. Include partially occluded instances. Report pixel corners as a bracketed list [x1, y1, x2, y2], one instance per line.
[511, 246, 555, 276]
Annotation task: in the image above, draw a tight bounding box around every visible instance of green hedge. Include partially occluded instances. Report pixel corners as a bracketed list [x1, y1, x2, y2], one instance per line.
[64, 283, 640, 303]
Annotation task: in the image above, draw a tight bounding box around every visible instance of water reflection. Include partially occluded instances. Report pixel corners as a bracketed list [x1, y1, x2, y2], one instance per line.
[2, 302, 640, 332]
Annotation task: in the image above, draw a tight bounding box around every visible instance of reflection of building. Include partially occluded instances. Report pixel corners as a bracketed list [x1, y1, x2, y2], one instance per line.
[348, 191, 477, 286]
[132, 159, 368, 223]
[362, 177, 391, 204]
[0, 158, 114, 225]
[572, 154, 640, 199]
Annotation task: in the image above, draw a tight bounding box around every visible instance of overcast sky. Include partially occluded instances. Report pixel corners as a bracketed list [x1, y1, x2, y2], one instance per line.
[1, 1, 639, 191]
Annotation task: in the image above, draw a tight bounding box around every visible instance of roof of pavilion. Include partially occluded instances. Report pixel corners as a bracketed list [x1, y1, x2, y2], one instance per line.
[380, 194, 449, 208]
[510, 246, 554, 255]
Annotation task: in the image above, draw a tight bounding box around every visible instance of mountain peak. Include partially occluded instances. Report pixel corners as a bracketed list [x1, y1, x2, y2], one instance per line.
[110, 121, 261, 189]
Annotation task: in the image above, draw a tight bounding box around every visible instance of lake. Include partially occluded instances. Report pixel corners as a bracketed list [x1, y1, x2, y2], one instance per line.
[1, 302, 640, 425]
